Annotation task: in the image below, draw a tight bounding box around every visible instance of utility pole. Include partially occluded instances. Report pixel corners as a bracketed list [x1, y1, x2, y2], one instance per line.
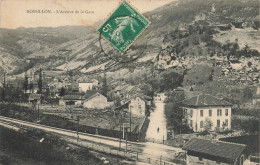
[38, 103, 40, 120]
[125, 128, 128, 152]
[77, 115, 80, 142]
[77, 115, 80, 135]
[129, 105, 132, 140]
[119, 123, 122, 150]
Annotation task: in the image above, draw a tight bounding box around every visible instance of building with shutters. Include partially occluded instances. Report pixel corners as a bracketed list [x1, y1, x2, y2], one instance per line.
[182, 94, 232, 132]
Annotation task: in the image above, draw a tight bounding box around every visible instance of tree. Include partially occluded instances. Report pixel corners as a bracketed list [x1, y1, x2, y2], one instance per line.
[140, 83, 154, 98]
[243, 88, 253, 100]
[114, 95, 121, 107]
[160, 71, 183, 91]
[164, 90, 192, 134]
[37, 68, 43, 94]
[23, 72, 28, 93]
[248, 61, 252, 68]
[204, 118, 213, 132]
[59, 87, 65, 97]
[29, 81, 33, 93]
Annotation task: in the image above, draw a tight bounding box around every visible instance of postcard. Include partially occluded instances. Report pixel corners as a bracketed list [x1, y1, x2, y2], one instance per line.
[0, 0, 259, 164]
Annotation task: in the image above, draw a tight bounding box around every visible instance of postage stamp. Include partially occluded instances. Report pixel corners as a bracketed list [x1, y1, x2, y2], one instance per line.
[97, 0, 150, 53]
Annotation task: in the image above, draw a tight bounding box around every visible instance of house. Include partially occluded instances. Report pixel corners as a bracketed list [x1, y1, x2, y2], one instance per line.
[128, 94, 152, 117]
[114, 84, 129, 98]
[182, 94, 232, 132]
[78, 79, 98, 93]
[59, 94, 85, 106]
[28, 94, 41, 103]
[78, 82, 94, 92]
[25, 80, 39, 94]
[154, 93, 167, 102]
[83, 90, 112, 109]
[183, 138, 251, 165]
[121, 85, 142, 99]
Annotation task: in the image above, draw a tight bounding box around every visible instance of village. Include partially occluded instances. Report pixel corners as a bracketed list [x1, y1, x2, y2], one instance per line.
[0, 59, 258, 164]
[0, 0, 259, 164]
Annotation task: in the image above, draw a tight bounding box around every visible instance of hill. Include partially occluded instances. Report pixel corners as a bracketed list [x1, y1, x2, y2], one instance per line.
[0, 0, 259, 85]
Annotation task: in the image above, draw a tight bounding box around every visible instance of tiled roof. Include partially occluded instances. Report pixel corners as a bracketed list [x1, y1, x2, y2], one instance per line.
[115, 84, 128, 91]
[182, 138, 247, 161]
[28, 94, 41, 100]
[63, 95, 84, 100]
[84, 90, 102, 99]
[182, 94, 232, 107]
[84, 92, 105, 102]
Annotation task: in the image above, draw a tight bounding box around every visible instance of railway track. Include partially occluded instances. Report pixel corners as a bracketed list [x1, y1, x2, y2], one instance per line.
[0, 115, 183, 164]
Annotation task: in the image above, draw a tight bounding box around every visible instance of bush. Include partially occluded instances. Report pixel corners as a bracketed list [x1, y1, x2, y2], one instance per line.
[232, 116, 259, 134]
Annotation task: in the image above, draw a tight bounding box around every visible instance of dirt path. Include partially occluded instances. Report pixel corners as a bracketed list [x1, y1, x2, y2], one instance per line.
[145, 102, 167, 143]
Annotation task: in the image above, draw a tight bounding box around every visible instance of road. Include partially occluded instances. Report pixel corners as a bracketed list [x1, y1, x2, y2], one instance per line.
[0, 116, 183, 164]
[146, 102, 167, 143]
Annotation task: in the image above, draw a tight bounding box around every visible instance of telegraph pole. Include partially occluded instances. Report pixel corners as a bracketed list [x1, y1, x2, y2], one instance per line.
[119, 123, 122, 150]
[125, 128, 128, 152]
[77, 115, 80, 141]
[129, 106, 132, 140]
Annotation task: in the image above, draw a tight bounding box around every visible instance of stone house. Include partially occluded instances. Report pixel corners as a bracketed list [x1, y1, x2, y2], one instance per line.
[127, 95, 152, 117]
[28, 93, 41, 104]
[182, 94, 232, 132]
[59, 94, 85, 106]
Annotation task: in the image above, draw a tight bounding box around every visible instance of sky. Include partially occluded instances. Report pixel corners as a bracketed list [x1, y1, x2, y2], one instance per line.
[0, 0, 175, 29]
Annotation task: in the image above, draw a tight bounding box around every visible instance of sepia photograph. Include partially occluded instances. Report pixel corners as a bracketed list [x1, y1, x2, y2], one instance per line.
[0, 0, 259, 164]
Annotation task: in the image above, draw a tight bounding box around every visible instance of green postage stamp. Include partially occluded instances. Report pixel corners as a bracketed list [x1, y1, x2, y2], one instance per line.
[97, 0, 150, 53]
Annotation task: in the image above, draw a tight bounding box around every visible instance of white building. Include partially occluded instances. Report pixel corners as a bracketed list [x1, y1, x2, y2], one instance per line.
[129, 96, 146, 117]
[78, 79, 98, 93]
[182, 94, 232, 132]
[127, 95, 152, 117]
[78, 82, 93, 93]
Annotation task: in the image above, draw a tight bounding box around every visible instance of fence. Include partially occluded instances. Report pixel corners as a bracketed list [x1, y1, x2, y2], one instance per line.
[42, 113, 148, 142]
[65, 137, 181, 165]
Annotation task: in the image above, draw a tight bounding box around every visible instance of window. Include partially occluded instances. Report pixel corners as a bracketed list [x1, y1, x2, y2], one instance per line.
[200, 110, 203, 117]
[184, 109, 187, 116]
[225, 109, 228, 116]
[217, 120, 220, 127]
[138, 105, 141, 108]
[209, 109, 212, 117]
[190, 109, 193, 117]
[190, 120, 193, 128]
[217, 109, 222, 116]
[225, 119, 228, 126]
[200, 121, 203, 128]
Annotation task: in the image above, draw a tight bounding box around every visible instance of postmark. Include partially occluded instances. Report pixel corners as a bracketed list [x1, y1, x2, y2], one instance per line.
[97, 0, 150, 54]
